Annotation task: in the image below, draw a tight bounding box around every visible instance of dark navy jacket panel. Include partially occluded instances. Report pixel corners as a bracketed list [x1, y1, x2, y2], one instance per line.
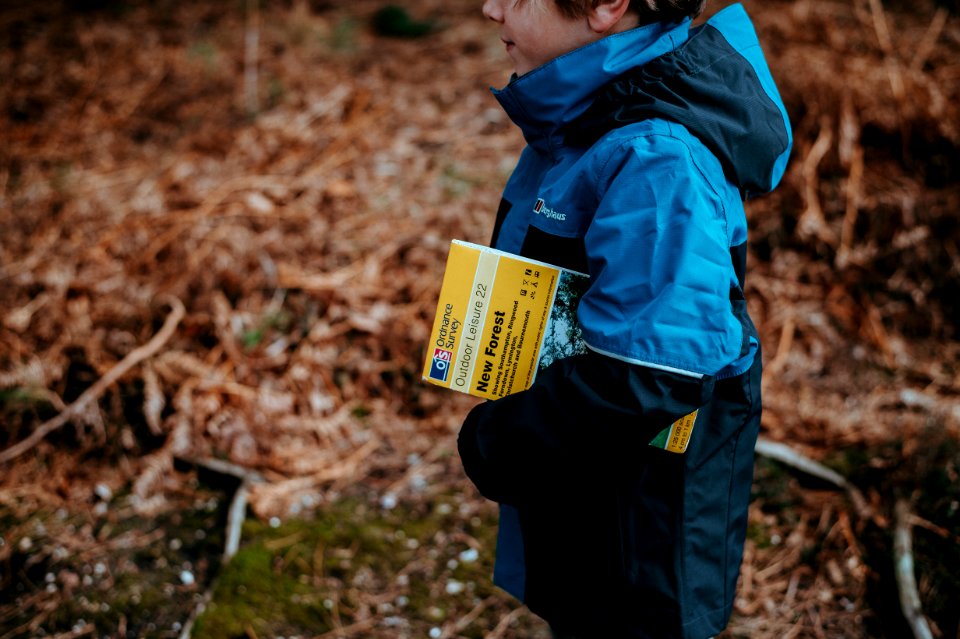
[565, 18, 792, 197]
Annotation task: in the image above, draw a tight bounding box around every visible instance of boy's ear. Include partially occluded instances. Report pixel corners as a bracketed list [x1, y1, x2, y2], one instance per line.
[587, 0, 634, 34]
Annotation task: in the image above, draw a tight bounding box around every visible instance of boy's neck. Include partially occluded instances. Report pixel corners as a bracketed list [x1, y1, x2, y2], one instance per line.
[609, 11, 640, 34]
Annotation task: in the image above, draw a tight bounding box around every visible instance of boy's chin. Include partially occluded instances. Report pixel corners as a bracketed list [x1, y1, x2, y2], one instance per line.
[510, 58, 534, 77]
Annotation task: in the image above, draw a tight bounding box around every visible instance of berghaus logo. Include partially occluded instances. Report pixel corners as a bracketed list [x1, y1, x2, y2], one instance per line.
[533, 198, 566, 221]
[429, 347, 453, 382]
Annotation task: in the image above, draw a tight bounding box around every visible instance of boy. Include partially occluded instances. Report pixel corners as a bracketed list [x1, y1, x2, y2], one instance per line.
[457, 0, 791, 637]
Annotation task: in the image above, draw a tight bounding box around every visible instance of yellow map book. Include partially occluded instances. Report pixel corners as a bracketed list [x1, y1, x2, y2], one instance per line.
[422, 240, 696, 454]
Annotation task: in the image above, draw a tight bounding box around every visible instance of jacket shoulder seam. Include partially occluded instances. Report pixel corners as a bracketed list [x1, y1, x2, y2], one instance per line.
[595, 125, 731, 240]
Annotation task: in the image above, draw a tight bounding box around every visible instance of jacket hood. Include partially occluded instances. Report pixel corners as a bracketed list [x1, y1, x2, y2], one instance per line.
[491, 18, 692, 149]
[564, 3, 792, 197]
[491, 4, 791, 197]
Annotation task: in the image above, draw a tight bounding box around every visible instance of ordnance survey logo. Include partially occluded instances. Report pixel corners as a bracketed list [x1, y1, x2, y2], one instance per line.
[429, 347, 453, 382]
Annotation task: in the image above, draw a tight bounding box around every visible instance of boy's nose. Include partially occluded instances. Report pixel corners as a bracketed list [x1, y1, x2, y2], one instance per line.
[482, 0, 504, 22]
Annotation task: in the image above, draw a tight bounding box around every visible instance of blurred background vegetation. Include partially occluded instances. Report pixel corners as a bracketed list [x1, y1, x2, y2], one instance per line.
[1, 0, 958, 637]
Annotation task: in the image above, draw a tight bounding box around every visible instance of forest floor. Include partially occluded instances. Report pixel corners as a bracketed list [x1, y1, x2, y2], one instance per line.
[1, 0, 959, 637]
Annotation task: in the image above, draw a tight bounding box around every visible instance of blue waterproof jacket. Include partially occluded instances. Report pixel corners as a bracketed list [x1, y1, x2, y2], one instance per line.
[458, 4, 791, 638]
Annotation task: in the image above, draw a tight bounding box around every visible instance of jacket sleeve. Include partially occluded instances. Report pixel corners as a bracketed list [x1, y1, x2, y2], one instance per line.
[577, 130, 745, 375]
[457, 352, 714, 505]
[459, 129, 739, 505]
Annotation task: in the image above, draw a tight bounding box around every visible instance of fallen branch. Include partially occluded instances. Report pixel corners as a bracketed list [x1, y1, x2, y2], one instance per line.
[177, 456, 264, 561]
[910, 8, 949, 73]
[440, 595, 497, 638]
[177, 456, 264, 639]
[177, 481, 252, 639]
[0, 296, 185, 465]
[754, 437, 872, 520]
[767, 317, 796, 376]
[907, 511, 960, 545]
[311, 618, 376, 639]
[894, 499, 934, 639]
[177, 590, 212, 639]
[797, 117, 838, 247]
[47, 623, 95, 639]
[225, 479, 252, 562]
[486, 607, 527, 639]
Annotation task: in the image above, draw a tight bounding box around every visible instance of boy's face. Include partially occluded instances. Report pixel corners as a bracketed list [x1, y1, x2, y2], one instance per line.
[482, 0, 599, 77]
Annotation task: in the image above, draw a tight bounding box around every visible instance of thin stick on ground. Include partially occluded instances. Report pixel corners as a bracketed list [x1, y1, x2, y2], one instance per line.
[173, 456, 267, 562]
[440, 595, 498, 638]
[177, 457, 264, 639]
[310, 618, 376, 639]
[910, 8, 949, 72]
[177, 482, 254, 639]
[225, 480, 252, 562]
[177, 589, 213, 639]
[754, 437, 872, 520]
[0, 296, 186, 465]
[486, 607, 529, 639]
[894, 499, 935, 639]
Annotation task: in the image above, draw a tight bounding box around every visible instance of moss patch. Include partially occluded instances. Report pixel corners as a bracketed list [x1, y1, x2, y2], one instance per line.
[192, 487, 548, 639]
[2, 480, 554, 639]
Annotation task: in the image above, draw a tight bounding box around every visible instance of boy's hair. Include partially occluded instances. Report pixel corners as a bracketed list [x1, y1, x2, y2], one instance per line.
[553, 0, 706, 24]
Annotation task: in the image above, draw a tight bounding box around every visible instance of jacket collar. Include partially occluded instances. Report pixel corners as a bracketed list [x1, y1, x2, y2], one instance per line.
[491, 18, 691, 150]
